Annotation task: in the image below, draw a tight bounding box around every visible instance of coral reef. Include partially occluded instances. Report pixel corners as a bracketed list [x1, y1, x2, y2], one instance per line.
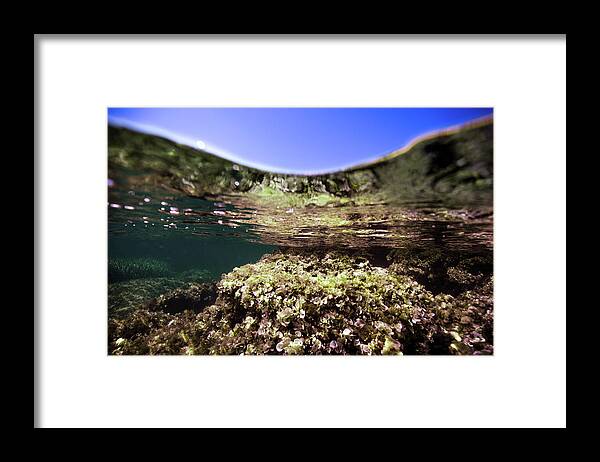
[108, 250, 493, 355]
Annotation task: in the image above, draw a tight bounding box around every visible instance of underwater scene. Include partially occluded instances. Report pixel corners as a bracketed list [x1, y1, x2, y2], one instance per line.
[108, 108, 493, 355]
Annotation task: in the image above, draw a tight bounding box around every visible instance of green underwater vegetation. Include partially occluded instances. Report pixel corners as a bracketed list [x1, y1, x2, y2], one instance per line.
[108, 249, 493, 355]
[108, 119, 494, 355]
[108, 257, 173, 283]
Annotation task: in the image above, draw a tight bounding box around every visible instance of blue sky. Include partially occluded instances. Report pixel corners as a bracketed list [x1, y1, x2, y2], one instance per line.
[108, 108, 493, 174]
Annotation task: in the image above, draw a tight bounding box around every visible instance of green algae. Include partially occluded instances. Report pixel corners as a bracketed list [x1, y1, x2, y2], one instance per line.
[108, 257, 173, 283]
[244, 185, 380, 209]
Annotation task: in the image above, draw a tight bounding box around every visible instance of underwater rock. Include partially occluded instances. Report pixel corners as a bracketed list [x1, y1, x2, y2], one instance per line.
[178, 268, 213, 283]
[387, 248, 493, 295]
[108, 277, 186, 318]
[109, 309, 171, 354]
[107, 118, 494, 356]
[108, 257, 172, 283]
[108, 250, 493, 355]
[145, 282, 217, 314]
[108, 120, 492, 208]
[109, 309, 189, 355]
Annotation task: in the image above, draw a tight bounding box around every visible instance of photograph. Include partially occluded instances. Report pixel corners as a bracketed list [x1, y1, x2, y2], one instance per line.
[107, 107, 494, 355]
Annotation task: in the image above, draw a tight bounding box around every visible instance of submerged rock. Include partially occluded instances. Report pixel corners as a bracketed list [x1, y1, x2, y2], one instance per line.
[108, 309, 199, 355]
[107, 120, 494, 355]
[146, 282, 217, 314]
[108, 250, 493, 355]
[108, 277, 186, 318]
[387, 248, 493, 295]
[108, 268, 215, 317]
[108, 119, 492, 209]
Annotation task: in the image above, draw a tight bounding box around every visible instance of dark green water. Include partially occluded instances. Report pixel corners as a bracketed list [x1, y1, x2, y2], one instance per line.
[108, 189, 276, 279]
